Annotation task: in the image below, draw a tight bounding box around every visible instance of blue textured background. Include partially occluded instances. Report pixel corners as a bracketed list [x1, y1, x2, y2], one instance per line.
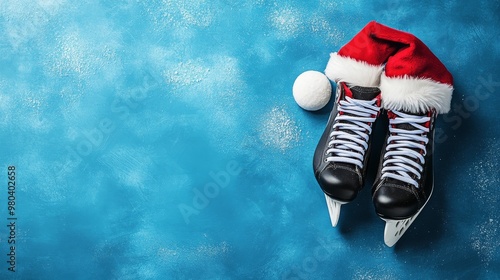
[1, 0, 499, 279]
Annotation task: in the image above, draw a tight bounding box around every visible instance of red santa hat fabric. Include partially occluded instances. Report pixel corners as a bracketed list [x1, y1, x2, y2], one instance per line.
[325, 21, 398, 87]
[325, 21, 454, 114]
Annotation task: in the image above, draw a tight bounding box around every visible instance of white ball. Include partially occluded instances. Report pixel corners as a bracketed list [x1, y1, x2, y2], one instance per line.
[292, 70, 332, 111]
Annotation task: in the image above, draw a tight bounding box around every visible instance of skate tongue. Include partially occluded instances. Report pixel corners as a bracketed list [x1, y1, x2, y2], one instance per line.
[332, 84, 380, 169]
[395, 122, 417, 131]
[387, 110, 430, 131]
[347, 85, 380, 100]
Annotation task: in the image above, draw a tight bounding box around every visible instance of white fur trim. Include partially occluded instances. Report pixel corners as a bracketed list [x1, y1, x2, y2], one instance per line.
[380, 73, 453, 114]
[324, 52, 384, 87]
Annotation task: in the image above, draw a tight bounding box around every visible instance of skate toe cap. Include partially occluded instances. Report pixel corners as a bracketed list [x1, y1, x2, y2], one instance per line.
[373, 184, 419, 219]
[317, 165, 361, 202]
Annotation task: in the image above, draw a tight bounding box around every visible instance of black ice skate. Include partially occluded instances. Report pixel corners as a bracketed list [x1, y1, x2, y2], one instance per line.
[313, 21, 453, 245]
[313, 82, 381, 226]
[372, 109, 436, 246]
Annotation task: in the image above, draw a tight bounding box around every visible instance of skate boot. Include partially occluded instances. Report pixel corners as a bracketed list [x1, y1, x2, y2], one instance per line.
[347, 21, 455, 246]
[313, 82, 382, 226]
[313, 22, 414, 227]
[372, 109, 436, 246]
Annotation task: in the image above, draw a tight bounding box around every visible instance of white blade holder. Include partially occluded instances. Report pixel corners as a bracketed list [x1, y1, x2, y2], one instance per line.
[324, 194, 344, 227]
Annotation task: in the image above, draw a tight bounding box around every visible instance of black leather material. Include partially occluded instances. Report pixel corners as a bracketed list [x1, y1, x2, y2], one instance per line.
[350, 86, 381, 100]
[372, 111, 436, 219]
[313, 82, 381, 203]
[317, 163, 363, 201]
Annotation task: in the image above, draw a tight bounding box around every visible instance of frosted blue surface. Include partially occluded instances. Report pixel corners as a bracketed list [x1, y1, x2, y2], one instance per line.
[0, 0, 499, 279]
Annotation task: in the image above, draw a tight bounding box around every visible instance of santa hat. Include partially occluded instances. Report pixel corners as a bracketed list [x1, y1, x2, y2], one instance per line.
[325, 21, 397, 87]
[325, 21, 454, 114]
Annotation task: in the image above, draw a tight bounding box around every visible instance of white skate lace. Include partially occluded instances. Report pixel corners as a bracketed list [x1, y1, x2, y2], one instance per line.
[325, 96, 380, 168]
[381, 111, 431, 188]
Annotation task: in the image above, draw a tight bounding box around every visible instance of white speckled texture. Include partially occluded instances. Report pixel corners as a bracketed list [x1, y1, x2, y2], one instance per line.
[0, 0, 498, 279]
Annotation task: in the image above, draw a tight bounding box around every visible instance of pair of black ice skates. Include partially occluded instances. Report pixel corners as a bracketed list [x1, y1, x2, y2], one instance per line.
[313, 82, 436, 247]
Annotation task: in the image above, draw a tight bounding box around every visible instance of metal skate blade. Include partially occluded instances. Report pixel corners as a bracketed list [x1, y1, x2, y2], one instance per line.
[324, 194, 345, 227]
[382, 185, 433, 247]
[382, 213, 420, 247]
